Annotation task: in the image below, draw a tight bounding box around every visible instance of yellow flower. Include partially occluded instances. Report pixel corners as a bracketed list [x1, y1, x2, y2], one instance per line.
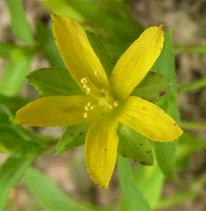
[14, 15, 183, 188]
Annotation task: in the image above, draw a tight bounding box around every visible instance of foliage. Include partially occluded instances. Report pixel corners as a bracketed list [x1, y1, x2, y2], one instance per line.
[0, 0, 205, 210]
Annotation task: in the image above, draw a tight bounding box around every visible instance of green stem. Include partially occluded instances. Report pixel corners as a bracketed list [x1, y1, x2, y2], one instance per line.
[180, 121, 206, 130]
[156, 191, 196, 210]
[174, 44, 206, 54]
[178, 78, 206, 93]
[156, 173, 206, 209]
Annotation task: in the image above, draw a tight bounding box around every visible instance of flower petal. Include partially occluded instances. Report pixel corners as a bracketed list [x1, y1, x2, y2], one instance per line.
[14, 96, 94, 127]
[117, 96, 183, 141]
[110, 26, 164, 100]
[85, 118, 119, 189]
[51, 15, 109, 93]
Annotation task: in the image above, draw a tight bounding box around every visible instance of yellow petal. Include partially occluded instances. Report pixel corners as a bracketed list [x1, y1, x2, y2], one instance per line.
[110, 26, 164, 100]
[117, 96, 183, 141]
[85, 118, 119, 189]
[14, 96, 94, 127]
[51, 15, 109, 94]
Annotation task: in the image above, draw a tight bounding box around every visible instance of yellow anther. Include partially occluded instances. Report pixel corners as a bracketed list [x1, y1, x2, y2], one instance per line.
[83, 112, 88, 118]
[108, 104, 113, 109]
[86, 88, 91, 94]
[90, 105, 94, 110]
[87, 102, 91, 107]
[113, 101, 119, 108]
[84, 106, 90, 111]
[80, 77, 87, 84]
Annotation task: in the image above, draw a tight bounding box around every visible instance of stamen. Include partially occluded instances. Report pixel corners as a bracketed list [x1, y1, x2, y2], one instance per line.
[113, 100, 119, 108]
[86, 102, 91, 107]
[86, 88, 91, 94]
[83, 112, 88, 118]
[84, 106, 90, 111]
[80, 77, 87, 84]
[108, 104, 113, 109]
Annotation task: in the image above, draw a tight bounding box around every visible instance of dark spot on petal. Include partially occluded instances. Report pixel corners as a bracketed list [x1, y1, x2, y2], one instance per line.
[173, 123, 177, 126]
[146, 150, 152, 154]
[80, 132, 83, 135]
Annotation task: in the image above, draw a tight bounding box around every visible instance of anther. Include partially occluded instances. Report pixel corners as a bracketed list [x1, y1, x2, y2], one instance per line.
[113, 100, 119, 108]
[83, 112, 88, 118]
[87, 102, 91, 107]
[86, 88, 91, 94]
[84, 106, 90, 111]
[108, 104, 113, 109]
[80, 77, 87, 84]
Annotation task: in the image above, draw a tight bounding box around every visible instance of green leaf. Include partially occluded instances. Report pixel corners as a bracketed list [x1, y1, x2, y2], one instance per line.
[7, 0, 34, 45]
[0, 94, 29, 113]
[153, 30, 180, 179]
[42, 0, 83, 20]
[0, 49, 31, 96]
[0, 42, 29, 58]
[57, 123, 154, 165]
[24, 168, 85, 211]
[176, 133, 206, 170]
[134, 165, 164, 209]
[56, 124, 88, 154]
[86, 31, 113, 76]
[36, 22, 65, 68]
[0, 154, 35, 210]
[118, 124, 153, 165]
[118, 156, 151, 211]
[0, 125, 27, 152]
[0, 105, 12, 124]
[53, 0, 143, 60]
[28, 68, 83, 96]
[132, 71, 170, 102]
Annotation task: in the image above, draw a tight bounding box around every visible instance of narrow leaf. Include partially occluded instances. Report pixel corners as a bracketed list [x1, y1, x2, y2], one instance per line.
[0, 154, 35, 210]
[176, 133, 206, 170]
[37, 22, 65, 68]
[135, 165, 164, 209]
[118, 156, 151, 211]
[24, 168, 85, 211]
[86, 31, 113, 76]
[42, 0, 83, 20]
[0, 50, 31, 96]
[7, 0, 34, 45]
[0, 94, 29, 113]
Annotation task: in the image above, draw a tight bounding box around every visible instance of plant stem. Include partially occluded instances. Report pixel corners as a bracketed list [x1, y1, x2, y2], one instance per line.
[180, 121, 206, 130]
[156, 173, 206, 209]
[178, 78, 206, 93]
[174, 44, 206, 54]
[156, 191, 196, 210]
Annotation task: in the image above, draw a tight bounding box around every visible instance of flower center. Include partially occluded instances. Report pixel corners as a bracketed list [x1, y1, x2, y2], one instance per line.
[80, 76, 119, 119]
[82, 89, 119, 119]
[97, 89, 119, 113]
